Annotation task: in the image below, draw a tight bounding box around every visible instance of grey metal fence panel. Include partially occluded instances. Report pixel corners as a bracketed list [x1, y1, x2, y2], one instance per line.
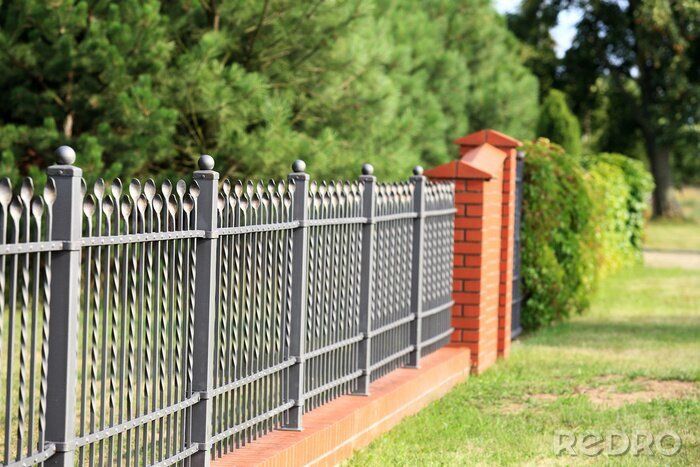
[511, 151, 525, 339]
[303, 180, 364, 412]
[0, 150, 458, 465]
[369, 182, 415, 381]
[74, 176, 201, 466]
[0, 177, 58, 466]
[420, 181, 456, 356]
[210, 179, 295, 454]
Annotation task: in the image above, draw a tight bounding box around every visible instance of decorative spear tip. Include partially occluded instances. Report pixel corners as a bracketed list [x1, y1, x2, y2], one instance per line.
[291, 159, 306, 173]
[198, 154, 215, 170]
[361, 163, 374, 176]
[413, 165, 424, 176]
[55, 146, 76, 165]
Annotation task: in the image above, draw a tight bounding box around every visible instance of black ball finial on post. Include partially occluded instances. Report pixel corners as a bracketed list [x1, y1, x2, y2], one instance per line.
[361, 163, 374, 176]
[413, 165, 424, 176]
[55, 146, 76, 165]
[198, 154, 215, 171]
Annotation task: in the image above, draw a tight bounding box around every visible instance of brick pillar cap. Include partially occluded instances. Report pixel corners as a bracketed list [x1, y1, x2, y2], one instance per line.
[425, 143, 506, 180]
[454, 129, 522, 149]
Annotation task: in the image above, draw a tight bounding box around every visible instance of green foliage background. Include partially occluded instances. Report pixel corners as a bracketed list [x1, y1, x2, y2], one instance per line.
[536, 89, 581, 155]
[521, 139, 653, 329]
[0, 0, 538, 185]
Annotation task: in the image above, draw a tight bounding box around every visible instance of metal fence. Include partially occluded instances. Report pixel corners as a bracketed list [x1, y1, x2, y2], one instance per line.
[511, 151, 525, 339]
[0, 148, 455, 466]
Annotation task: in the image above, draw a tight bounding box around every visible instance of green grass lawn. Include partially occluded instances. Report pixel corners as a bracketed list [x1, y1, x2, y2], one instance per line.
[346, 266, 700, 465]
[645, 221, 700, 251]
[645, 186, 700, 251]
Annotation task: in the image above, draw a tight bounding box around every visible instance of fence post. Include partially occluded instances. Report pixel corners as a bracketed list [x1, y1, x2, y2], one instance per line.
[355, 163, 376, 395]
[408, 166, 426, 368]
[44, 147, 82, 467]
[424, 128, 521, 373]
[191, 155, 219, 466]
[284, 160, 310, 430]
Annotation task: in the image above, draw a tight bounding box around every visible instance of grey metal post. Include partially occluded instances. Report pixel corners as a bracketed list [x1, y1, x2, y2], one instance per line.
[355, 164, 376, 395]
[407, 166, 426, 368]
[284, 160, 309, 430]
[191, 155, 219, 466]
[44, 147, 82, 466]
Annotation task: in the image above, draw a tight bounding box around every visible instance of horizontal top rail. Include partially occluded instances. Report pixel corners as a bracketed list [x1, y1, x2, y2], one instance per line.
[0, 209, 452, 256]
[216, 220, 299, 236]
[373, 212, 418, 223]
[0, 240, 63, 255]
[424, 207, 457, 217]
[80, 229, 205, 246]
[303, 216, 367, 227]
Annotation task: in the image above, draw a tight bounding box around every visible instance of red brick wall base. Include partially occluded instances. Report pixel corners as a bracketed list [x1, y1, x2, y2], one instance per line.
[212, 347, 470, 466]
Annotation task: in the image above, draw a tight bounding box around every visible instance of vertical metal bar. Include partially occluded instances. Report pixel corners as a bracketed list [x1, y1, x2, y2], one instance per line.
[407, 166, 426, 368]
[355, 164, 376, 395]
[44, 146, 82, 466]
[283, 160, 309, 430]
[190, 155, 219, 467]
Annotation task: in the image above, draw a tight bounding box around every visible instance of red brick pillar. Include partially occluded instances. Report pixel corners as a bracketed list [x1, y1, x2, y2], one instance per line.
[425, 129, 521, 373]
[455, 130, 521, 359]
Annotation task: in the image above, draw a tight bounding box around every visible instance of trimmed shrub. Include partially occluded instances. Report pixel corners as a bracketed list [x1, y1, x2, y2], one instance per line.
[520, 138, 596, 329]
[585, 160, 633, 276]
[591, 153, 654, 252]
[520, 140, 654, 330]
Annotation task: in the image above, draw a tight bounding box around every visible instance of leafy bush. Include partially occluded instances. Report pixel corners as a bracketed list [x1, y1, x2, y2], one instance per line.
[520, 140, 653, 330]
[591, 153, 654, 252]
[585, 160, 633, 276]
[520, 138, 596, 329]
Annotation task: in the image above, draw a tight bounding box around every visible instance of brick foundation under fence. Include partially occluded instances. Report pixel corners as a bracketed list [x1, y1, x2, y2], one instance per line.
[212, 347, 470, 467]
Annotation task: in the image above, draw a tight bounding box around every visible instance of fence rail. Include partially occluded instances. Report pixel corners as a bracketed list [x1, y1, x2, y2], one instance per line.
[0, 148, 455, 466]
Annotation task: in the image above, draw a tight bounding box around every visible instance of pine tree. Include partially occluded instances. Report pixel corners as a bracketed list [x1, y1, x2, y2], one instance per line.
[0, 1, 178, 184]
[537, 89, 582, 155]
[1, 0, 540, 183]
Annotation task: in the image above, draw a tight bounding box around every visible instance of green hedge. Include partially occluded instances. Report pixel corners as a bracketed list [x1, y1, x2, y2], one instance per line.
[591, 153, 654, 253]
[520, 139, 653, 330]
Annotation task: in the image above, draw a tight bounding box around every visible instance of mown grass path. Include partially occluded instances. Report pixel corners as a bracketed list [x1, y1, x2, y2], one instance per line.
[347, 265, 700, 465]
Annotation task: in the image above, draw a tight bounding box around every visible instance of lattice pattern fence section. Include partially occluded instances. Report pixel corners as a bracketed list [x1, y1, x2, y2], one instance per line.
[0, 150, 455, 467]
[304, 181, 363, 412]
[370, 183, 414, 381]
[421, 182, 456, 356]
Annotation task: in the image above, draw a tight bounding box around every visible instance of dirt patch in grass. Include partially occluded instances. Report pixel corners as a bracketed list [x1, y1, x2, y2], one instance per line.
[576, 378, 698, 408]
[498, 377, 698, 413]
